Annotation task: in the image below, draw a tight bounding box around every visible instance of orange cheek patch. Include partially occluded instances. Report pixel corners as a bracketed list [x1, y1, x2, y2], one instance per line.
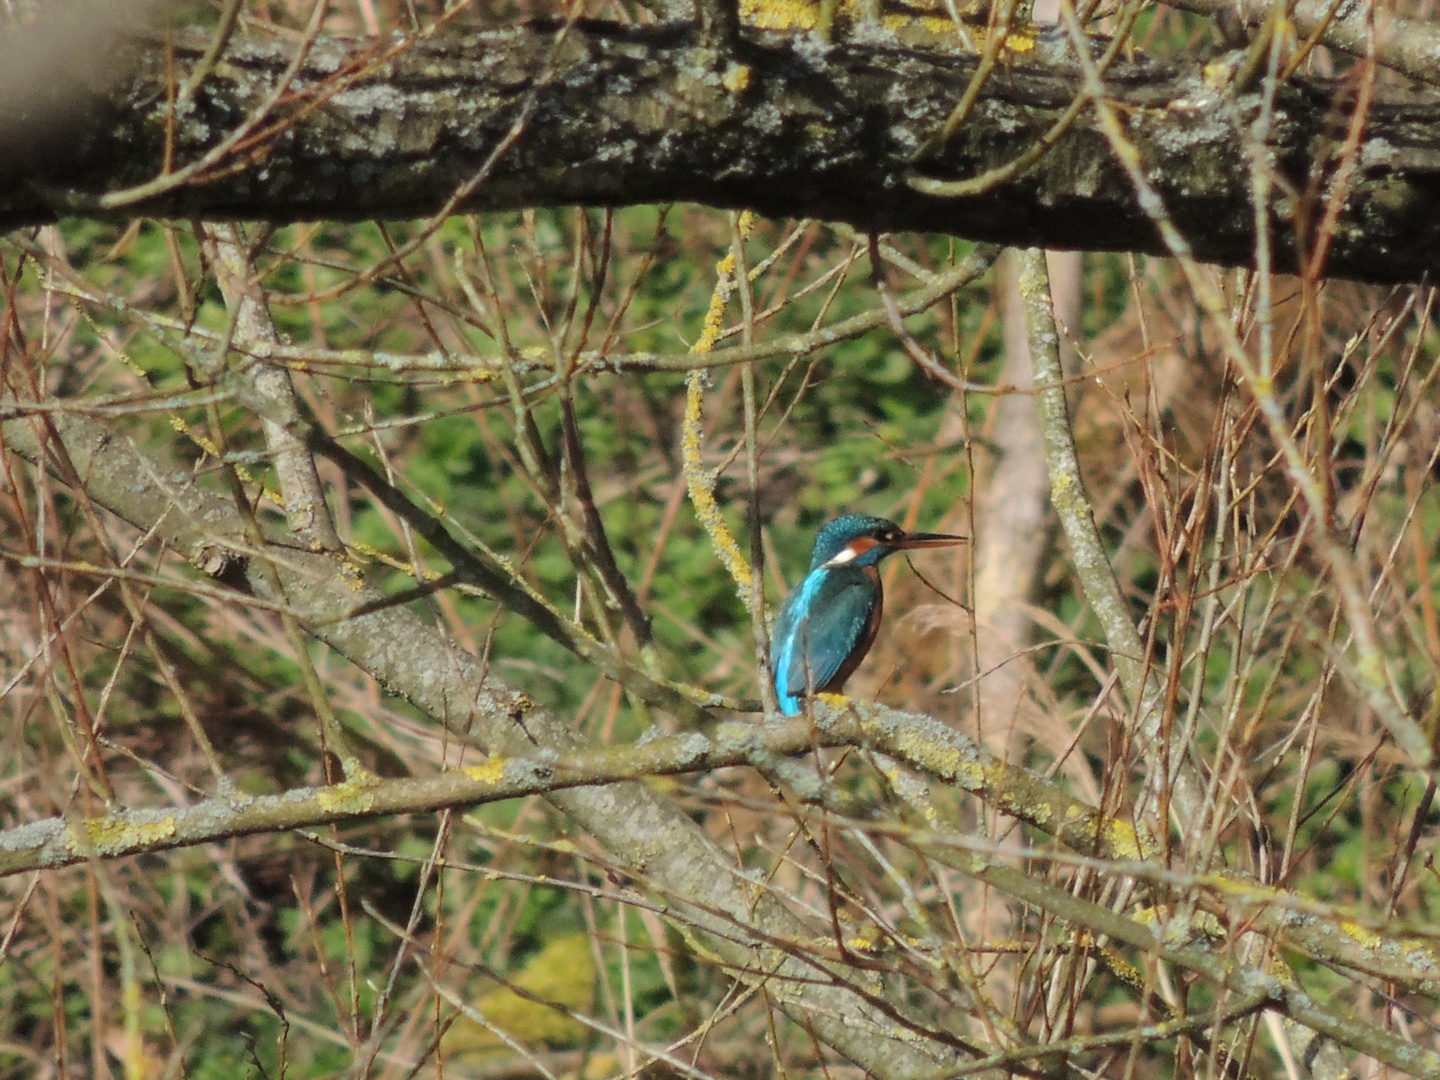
[848, 537, 879, 558]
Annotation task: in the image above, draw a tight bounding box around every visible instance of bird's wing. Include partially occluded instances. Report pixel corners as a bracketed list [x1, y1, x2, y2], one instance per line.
[773, 569, 875, 699]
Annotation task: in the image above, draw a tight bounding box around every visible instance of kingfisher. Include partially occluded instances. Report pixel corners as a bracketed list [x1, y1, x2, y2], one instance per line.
[769, 513, 965, 715]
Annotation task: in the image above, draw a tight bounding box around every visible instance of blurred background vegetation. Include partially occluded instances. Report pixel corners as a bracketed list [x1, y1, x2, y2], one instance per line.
[3, 0, 1440, 1076]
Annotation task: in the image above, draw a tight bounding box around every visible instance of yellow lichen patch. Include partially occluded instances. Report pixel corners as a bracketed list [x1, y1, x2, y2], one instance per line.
[1269, 960, 1299, 988]
[317, 773, 380, 815]
[465, 757, 507, 786]
[682, 410, 755, 594]
[348, 542, 440, 580]
[1005, 24, 1038, 51]
[1096, 941, 1148, 992]
[338, 554, 368, 592]
[741, 0, 819, 30]
[691, 228, 746, 356]
[737, 0, 1050, 53]
[882, 12, 953, 35]
[722, 61, 752, 94]
[74, 814, 178, 854]
[681, 211, 770, 602]
[742, 0, 1007, 38]
[817, 692, 851, 708]
[893, 727, 968, 782]
[1102, 816, 1146, 861]
[169, 415, 220, 462]
[952, 757, 987, 790]
[1341, 920, 1383, 949]
[168, 416, 274, 497]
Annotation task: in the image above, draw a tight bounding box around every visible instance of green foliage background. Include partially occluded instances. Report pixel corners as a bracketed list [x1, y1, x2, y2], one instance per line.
[4, 0, 1440, 1075]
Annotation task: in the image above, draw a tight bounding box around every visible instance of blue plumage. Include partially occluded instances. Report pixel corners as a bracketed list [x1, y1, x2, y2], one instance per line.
[769, 514, 964, 715]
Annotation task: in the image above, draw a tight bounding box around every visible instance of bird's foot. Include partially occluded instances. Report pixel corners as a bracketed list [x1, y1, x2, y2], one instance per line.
[816, 692, 852, 710]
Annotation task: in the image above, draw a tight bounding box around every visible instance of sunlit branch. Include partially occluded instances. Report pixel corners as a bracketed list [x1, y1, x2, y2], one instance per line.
[5, 25, 1439, 283]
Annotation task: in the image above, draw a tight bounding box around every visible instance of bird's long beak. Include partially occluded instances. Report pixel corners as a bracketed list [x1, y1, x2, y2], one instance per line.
[891, 531, 966, 550]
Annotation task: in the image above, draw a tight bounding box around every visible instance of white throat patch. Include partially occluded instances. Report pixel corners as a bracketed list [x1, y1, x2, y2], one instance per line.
[821, 545, 860, 568]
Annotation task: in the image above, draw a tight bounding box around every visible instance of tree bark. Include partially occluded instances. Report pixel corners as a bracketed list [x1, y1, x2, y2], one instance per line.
[5, 22, 1440, 283]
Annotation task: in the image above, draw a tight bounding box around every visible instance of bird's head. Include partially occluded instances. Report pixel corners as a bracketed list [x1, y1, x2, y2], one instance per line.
[808, 514, 965, 571]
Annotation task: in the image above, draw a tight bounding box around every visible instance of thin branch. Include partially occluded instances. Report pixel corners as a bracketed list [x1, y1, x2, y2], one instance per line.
[1019, 246, 1204, 826]
[1162, 0, 1440, 89]
[1054, 0, 1431, 768]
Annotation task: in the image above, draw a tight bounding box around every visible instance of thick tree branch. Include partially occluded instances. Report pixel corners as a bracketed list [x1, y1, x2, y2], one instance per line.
[5, 22, 1439, 283]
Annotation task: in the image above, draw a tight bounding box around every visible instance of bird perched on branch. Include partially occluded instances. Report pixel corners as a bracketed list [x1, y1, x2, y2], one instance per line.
[770, 513, 965, 715]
